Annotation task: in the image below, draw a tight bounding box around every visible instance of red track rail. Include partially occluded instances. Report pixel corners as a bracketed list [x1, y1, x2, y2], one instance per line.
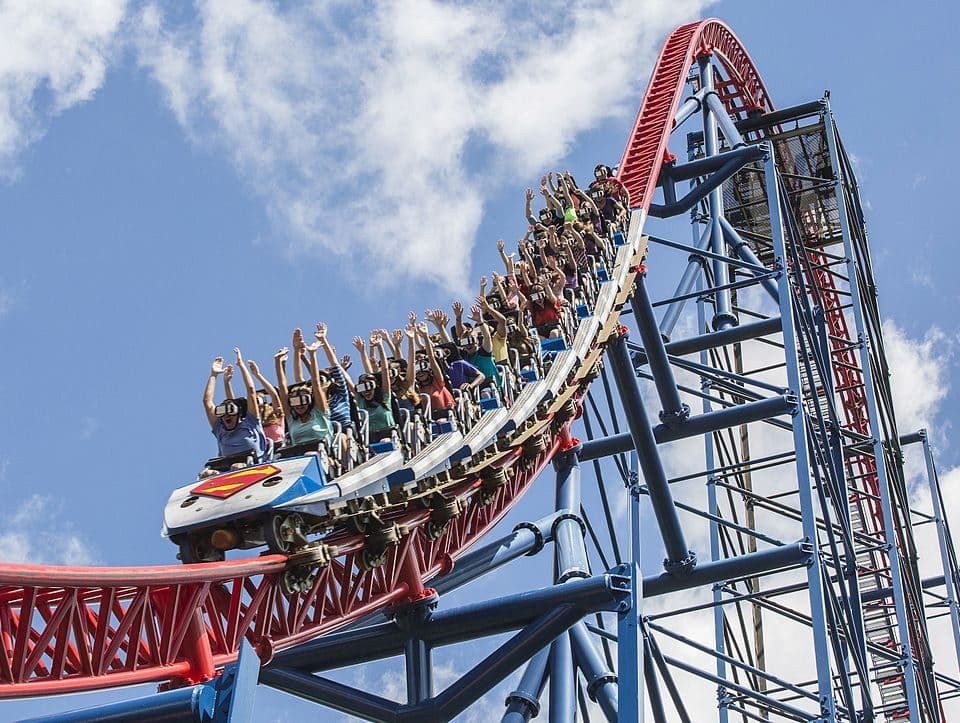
[0, 18, 770, 697]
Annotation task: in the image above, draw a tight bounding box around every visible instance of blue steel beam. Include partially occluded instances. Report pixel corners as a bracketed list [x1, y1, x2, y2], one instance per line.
[554, 451, 589, 583]
[631, 273, 689, 426]
[405, 638, 431, 704]
[401, 605, 587, 723]
[918, 429, 960, 670]
[658, 224, 710, 341]
[765, 145, 837, 719]
[699, 54, 734, 331]
[260, 668, 397, 722]
[271, 573, 630, 672]
[654, 316, 782, 359]
[571, 621, 618, 721]
[432, 511, 563, 596]
[549, 633, 576, 723]
[618, 455, 644, 723]
[578, 394, 796, 462]
[647, 145, 767, 219]
[718, 216, 778, 301]
[20, 685, 217, 723]
[823, 99, 923, 718]
[702, 90, 746, 149]
[657, 144, 767, 184]
[503, 648, 550, 723]
[643, 541, 810, 597]
[608, 333, 695, 575]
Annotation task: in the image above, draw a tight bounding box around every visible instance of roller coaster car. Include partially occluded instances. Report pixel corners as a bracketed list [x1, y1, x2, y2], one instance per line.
[162, 454, 339, 564]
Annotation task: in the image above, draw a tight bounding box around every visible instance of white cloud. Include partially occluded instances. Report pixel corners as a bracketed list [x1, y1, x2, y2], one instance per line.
[0, 493, 97, 565]
[134, 0, 713, 293]
[882, 319, 954, 479]
[0, 0, 126, 177]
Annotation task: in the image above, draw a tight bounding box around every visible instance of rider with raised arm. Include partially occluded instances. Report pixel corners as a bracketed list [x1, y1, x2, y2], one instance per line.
[356, 331, 396, 443]
[202, 349, 266, 471]
[275, 342, 333, 448]
[246, 358, 285, 447]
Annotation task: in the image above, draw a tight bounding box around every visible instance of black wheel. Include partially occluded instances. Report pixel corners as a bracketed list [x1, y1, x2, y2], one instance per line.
[264, 513, 303, 554]
[281, 566, 317, 596]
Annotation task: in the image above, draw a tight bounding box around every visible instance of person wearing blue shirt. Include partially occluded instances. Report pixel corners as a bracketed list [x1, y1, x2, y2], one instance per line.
[202, 349, 267, 469]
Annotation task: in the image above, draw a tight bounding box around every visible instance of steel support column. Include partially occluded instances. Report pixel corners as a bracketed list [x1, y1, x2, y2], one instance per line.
[503, 648, 550, 723]
[824, 99, 922, 719]
[549, 633, 575, 723]
[919, 430, 960, 669]
[699, 54, 735, 331]
[765, 145, 837, 720]
[608, 334, 695, 575]
[631, 273, 689, 425]
[618, 453, 644, 723]
[571, 621, 618, 721]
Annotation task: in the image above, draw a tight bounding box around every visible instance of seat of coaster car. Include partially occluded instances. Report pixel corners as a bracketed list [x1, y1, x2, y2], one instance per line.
[203, 450, 259, 473]
[275, 440, 323, 460]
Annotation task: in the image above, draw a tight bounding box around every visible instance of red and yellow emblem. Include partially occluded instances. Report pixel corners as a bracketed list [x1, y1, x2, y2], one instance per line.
[190, 464, 283, 499]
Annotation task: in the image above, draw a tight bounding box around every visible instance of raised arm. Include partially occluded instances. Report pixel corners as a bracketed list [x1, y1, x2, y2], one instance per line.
[303, 342, 329, 413]
[418, 323, 444, 380]
[372, 332, 391, 395]
[315, 322, 355, 393]
[524, 188, 537, 226]
[452, 300, 466, 342]
[248, 359, 281, 410]
[470, 305, 493, 354]
[541, 176, 561, 211]
[203, 357, 225, 429]
[385, 329, 404, 360]
[233, 347, 260, 420]
[352, 336, 374, 374]
[274, 347, 293, 419]
[479, 294, 508, 338]
[292, 328, 306, 383]
[403, 320, 416, 391]
[425, 309, 452, 343]
[222, 363, 236, 400]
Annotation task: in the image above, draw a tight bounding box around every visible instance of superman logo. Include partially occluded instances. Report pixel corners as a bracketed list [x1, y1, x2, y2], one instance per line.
[190, 464, 283, 499]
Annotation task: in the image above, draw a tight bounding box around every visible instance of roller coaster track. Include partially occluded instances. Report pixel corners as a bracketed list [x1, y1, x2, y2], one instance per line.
[0, 19, 929, 713]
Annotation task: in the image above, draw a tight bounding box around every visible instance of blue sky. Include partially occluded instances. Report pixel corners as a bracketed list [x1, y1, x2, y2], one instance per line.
[2, 1, 959, 719]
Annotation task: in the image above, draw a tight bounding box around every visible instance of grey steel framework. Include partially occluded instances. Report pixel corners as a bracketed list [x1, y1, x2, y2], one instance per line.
[23, 50, 960, 723]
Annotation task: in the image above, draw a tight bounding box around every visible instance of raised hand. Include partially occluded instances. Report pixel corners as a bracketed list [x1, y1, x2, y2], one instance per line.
[524, 189, 533, 203]
[452, 300, 464, 318]
[292, 328, 304, 350]
[304, 340, 321, 353]
[369, 330, 381, 346]
[470, 304, 482, 322]
[274, 347, 289, 363]
[223, 364, 234, 382]
[314, 322, 327, 342]
[392, 328, 404, 346]
[233, 346, 244, 364]
[497, 238, 506, 253]
[404, 324, 416, 339]
[352, 336, 365, 352]
[479, 275, 488, 291]
[211, 356, 225, 375]
[340, 354, 352, 369]
[248, 359, 261, 376]
[408, 310, 417, 325]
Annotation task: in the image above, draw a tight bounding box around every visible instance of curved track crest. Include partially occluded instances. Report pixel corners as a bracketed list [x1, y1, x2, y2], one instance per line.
[0, 18, 770, 697]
